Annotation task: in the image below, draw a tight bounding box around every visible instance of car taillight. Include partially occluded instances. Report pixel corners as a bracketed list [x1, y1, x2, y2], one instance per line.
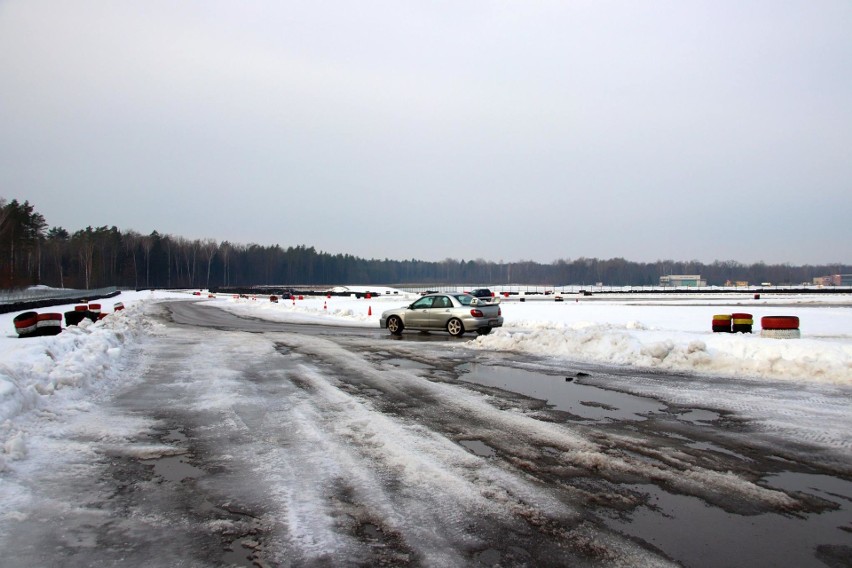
[498, 307, 501, 316]
[470, 309, 484, 317]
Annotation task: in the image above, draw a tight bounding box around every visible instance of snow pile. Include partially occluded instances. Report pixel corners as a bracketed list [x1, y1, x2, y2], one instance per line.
[0, 291, 186, 469]
[212, 292, 852, 385]
[471, 323, 852, 385]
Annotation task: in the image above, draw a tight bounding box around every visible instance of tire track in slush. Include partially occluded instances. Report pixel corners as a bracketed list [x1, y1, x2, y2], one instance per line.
[134, 308, 679, 566]
[110, 301, 846, 567]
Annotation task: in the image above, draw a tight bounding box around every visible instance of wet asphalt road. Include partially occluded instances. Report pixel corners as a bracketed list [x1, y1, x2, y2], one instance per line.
[2, 300, 850, 567]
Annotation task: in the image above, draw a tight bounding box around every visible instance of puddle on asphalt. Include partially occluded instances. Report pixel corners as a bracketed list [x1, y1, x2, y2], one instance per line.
[459, 439, 496, 458]
[764, 471, 852, 503]
[362, 523, 382, 539]
[677, 409, 720, 423]
[458, 364, 666, 422]
[384, 358, 433, 370]
[474, 547, 501, 565]
[606, 481, 852, 568]
[163, 428, 187, 442]
[143, 454, 205, 482]
[222, 537, 261, 567]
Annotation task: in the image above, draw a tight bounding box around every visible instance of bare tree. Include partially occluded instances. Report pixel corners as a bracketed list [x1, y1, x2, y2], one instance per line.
[123, 230, 141, 289]
[140, 233, 156, 288]
[219, 241, 232, 286]
[72, 228, 95, 289]
[177, 238, 199, 288]
[162, 235, 173, 288]
[46, 227, 69, 288]
[200, 238, 218, 289]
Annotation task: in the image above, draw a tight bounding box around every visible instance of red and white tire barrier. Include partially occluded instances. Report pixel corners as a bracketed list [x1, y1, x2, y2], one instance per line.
[761, 316, 800, 339]
[14, 311, 64, 337]
[36, 313, 63, 336]
[13, 311, 38, 338]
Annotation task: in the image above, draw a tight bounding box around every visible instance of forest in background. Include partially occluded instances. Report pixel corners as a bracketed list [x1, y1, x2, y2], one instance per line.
[2, 199, 849, 290]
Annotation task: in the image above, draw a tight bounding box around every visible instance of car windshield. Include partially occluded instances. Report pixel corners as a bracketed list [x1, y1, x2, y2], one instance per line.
[453, 294, 474, 306]
[411, 296, 434, 309]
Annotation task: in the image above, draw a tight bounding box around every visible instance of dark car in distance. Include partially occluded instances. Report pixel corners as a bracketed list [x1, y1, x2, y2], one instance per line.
[469, 288, 494, 299]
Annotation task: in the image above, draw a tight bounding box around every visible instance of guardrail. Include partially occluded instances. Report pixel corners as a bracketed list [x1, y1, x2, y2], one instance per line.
[0, 286, 119, 305]
[391, 285, 852, 295]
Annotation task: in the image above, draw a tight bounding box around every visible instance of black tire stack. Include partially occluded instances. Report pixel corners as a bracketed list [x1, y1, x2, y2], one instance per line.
[65, 305, 88, 326]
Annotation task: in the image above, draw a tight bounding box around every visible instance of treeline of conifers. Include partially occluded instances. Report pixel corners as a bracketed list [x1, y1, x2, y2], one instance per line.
[2, 198, 849, 290]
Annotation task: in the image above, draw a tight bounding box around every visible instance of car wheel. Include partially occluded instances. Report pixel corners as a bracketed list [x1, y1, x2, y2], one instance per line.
[476, 327, 492, 336]
[447, 318, 464, 337]
[387, 315, 404, 335]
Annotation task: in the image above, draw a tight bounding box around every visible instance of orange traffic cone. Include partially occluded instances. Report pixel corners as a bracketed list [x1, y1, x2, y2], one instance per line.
[323, 301, 327, 310]
[368, 306, 372, 316]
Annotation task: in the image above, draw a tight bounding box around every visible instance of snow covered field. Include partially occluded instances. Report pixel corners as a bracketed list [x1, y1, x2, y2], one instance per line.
[210, 288, 852, 385]
[0, 287, 850, 566]
[1, 287, 850, 473]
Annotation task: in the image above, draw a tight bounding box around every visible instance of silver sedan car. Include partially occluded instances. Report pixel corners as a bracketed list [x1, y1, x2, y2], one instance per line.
[380, 293, 503, 337]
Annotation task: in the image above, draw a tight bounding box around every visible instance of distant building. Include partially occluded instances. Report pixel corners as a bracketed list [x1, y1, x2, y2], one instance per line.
[725, 280, 749, 287]
[813, 274, 852, 286]
[660, 275, 707, 287]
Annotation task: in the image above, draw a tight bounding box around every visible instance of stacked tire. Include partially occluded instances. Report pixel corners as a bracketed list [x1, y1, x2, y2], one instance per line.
[712, 314, 732, 333]
[731, 313, 754, 333]
[88, 303, 102, 321]
[14, 311, 63, 338]
[65, 305, 89, 326]
[13, 311, 39, 338]
[36, 313, 63, 336]
[760, 316, 800, 339]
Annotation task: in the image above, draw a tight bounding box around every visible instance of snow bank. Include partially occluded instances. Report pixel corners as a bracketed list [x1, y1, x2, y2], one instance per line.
[470, 323, 852, 385]
[0, 290, 188, 469]
[211, 292, 852, 385]
[1, 289, 850, 469]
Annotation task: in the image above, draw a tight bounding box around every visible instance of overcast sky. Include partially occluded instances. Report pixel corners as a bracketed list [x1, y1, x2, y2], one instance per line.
[1, 1, 850, 265]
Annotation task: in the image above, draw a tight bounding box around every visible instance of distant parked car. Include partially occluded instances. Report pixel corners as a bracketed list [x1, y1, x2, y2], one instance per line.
[469, 288, 494, 299]
[380, 293, 503, 337]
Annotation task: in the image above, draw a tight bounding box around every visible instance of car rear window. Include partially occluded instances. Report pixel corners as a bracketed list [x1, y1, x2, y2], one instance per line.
[453, 294, 473, 306]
